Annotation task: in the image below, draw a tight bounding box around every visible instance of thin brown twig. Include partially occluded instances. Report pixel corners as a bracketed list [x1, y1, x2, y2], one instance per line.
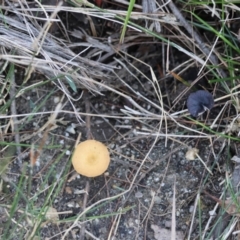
[143, 190, 156, 240]
[9, 69, 21, 166]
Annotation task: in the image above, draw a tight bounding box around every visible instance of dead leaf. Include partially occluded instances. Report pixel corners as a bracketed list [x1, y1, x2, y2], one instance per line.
[223, 197, 240, 217]
[204, 191, 240, 217]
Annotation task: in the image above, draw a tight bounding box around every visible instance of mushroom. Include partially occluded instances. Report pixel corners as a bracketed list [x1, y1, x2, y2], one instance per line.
[72, 140, 110, 177]
[187, 90, 214, 117]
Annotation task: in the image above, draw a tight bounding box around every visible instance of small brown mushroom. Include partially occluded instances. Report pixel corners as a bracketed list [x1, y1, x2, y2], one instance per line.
[72, 140, 110, 177]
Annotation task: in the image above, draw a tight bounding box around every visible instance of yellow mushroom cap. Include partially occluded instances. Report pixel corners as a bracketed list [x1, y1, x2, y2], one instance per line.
[72, 140, 110, 177]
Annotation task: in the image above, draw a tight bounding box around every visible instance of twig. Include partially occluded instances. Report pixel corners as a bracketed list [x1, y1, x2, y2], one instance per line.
[143, 190, 156, 240]
[77, 223, 100, 240]
[79, 181, 90, 240]
[142, 0, 161, 32]
[107, 208, 123, 240]
[84, 90, 93, 140]
[187, 192, 201, 240]
[171, 176, 176, 240]
[9, 69, 21, 166]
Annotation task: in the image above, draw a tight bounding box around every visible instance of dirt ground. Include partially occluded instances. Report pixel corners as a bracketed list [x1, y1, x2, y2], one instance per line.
[4, 76, 227, 240]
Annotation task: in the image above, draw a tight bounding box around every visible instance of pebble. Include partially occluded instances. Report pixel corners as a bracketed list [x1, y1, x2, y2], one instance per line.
[66, 125, 75, 134]
[154, 196, 161, 204]
[65, 150, 71, 155]
[154, 177, 160, 182]
[54, 96, 60, 103]
[67, 201, 75, 208]
[189, 205, 194, 213]
[135, 191, 143, 198]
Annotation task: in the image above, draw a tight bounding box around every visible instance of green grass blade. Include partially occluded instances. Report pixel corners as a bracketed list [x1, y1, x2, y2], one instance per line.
[119, 0, 136, 44]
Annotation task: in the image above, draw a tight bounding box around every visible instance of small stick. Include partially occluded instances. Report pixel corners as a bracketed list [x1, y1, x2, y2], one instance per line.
[9, 71, 21, 166]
